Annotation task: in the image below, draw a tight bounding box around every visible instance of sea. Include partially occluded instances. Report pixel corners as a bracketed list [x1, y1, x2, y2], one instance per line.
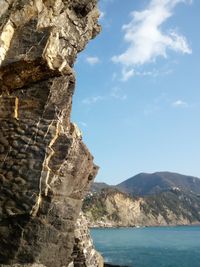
[90, 226, 200, 267]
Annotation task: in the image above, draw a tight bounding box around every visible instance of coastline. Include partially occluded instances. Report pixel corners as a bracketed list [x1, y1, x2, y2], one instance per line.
[90, 223, 200, 229]
[104, 264, 129, 267]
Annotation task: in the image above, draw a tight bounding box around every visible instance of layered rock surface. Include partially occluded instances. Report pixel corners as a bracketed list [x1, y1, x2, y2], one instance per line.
[0, 1, 100, 266]
[73, 212, 104, 267]
[84, 188, 200, 227]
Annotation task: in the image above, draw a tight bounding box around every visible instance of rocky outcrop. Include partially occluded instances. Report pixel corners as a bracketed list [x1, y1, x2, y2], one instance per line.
[83, 188, 200, 227]
[0, 1, 100, 266]
[73, 212, 104, 267]
[104, 264, 129, 267]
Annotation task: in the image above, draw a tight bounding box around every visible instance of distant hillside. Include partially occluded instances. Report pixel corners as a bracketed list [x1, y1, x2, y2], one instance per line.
[116, 172, 200, 196]
[83, 187, 200, 227]
[91, 182, 111, 193]
[84, 172, 200, 227]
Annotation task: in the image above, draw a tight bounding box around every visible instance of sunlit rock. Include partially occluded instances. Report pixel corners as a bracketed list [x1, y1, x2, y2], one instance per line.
[0, 1, 101, 266]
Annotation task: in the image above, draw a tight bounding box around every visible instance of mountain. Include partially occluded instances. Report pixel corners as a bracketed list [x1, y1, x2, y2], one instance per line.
[116, 172, 200, 196]
[83, 187, 200, 227]
[84, 172, 200, 227]
[91, 182, 111, 193]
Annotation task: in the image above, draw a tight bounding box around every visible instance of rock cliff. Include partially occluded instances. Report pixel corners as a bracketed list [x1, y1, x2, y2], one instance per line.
[0, 0, 101, 266]
[83, 188, 200, 227]
[73, 212, 103, 267]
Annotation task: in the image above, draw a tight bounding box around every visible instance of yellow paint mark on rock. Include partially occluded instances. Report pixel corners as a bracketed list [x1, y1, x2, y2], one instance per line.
[14, 97, 19, 120]
[30, 194, 42, 217]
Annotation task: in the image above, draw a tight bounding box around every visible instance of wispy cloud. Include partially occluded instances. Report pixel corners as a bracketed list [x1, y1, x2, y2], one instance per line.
[102, 0, 114, 2]
[82, 88, 127, 105]
[121, 68, 173, 81]
[112, 72, 117, 81]
[82, 96, 104, 105]
[112, 0, 192, 81]
[79, 121, 87, 127]
[111, 87, 127, 100]
[99, 10, 105, 20]
[86, 56, 100, 65]
[144, 105, 161, 116]
[172, 99, 188, 107]
[121, 69, 135, 81]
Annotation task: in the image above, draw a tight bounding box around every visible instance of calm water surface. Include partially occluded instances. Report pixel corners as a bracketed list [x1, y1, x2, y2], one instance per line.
[91, 226, 200, 267]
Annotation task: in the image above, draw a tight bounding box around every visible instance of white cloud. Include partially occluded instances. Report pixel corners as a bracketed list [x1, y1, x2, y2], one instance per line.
[82, 88, 127, 105]
[144, 105, 161, 116]
[121, 68, 172, 81]
[111, 87, 127, 100]
[112, 72, 117, 81]
[99, 10, 105, 20]
[112, 0, 192, 81]
[172, 99, 188, 107]
[79, 121, 87, 127]
[121, 68, 135, 81]
[82, 96, 104, 105]
[103, 0, 114, 2]
[86, 56, 100, 65]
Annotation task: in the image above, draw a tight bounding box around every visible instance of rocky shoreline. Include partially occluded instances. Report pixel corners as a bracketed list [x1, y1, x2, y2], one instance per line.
[83, 187, 200, 228]
[104, 264, 129, 267]
[90, 223, 200, 229]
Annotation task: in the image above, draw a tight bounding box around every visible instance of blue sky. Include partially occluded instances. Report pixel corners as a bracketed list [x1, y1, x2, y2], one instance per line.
[72, 0, 200, 185]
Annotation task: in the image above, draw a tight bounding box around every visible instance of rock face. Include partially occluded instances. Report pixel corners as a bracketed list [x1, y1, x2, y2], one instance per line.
[73, 212, 104, 267]
[0, 1, 100, 266]
[83, 188, 200, 227]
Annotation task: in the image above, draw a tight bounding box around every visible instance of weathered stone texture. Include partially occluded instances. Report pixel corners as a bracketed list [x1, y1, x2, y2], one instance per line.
[0, 0, 100, 266]
[73, 212, 104, 267]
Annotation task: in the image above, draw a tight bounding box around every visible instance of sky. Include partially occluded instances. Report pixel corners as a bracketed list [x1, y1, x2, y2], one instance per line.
[72, 0, 200, 185]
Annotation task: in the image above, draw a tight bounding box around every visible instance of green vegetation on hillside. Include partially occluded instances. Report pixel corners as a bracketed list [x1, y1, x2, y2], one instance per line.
[84, 172, 200, 227]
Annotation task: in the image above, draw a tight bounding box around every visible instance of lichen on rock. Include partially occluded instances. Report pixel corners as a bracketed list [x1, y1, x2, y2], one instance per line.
[0, 1, 101, 266]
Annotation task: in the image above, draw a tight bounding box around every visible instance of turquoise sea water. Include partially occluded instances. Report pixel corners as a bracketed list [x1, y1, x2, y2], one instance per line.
[91, 226, 200, 267]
